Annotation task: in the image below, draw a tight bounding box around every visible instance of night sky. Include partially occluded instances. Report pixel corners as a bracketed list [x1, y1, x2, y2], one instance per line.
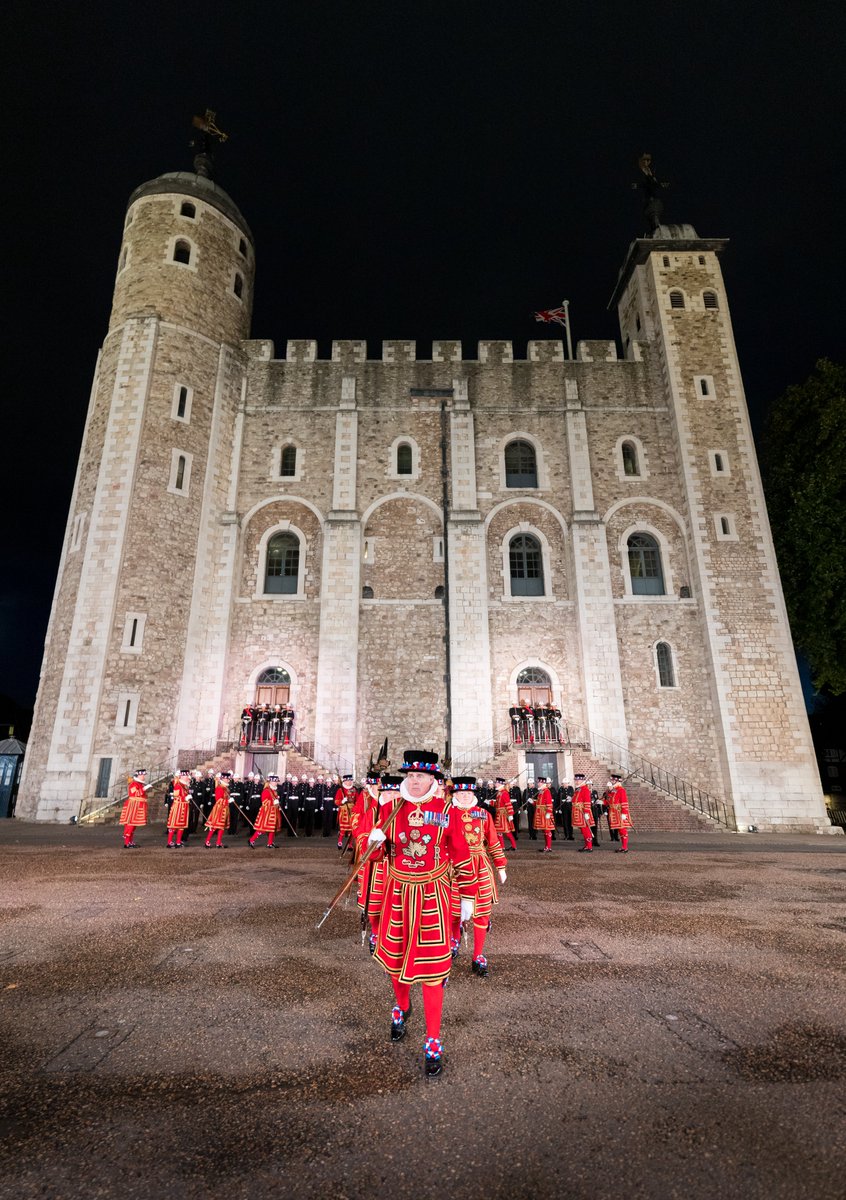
[3, 0, 845, 715]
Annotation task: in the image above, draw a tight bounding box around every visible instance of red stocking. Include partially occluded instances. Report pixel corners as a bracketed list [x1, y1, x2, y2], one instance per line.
[506, 832, 516, 850]
[123, 825, 134, 845]
[167, 830, 174, 846]
[422, 981, 444, 1040]
[391, 979, 411, 1010]
[473, 921, 488, 960]
[621, 830, 629, 850]
[369, 914, 380, 935]
[216, 830, 224, 846]
[545, 831, 552, 850]
[267, 831, 275, 847]
[583, 828, 593, 849]
[176, 830, 184, 845]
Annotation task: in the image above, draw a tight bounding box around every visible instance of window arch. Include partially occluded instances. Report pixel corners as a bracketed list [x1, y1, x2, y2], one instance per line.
[233, 272, 244, 299]
[172, 239, 192, 265]
[621, 441, 639, 477]
[396, 442, 413, 475]
[703, 290, 719, 310]
[362, 585, 374, 599]
[264, 532, 300, 594]
[257, 666, 291, 686]
[180, 202, 196, 219]
[516, 666, 552, 708]
[627, 533, 665, 595]
[656, 642, 676, 687]
[509, 533, 544, 596]
[669, 290, 685, 309]
[505, 440, 538, 488]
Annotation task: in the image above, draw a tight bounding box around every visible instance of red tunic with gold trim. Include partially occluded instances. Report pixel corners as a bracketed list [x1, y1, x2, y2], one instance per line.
[351, 788, 380, 909]
[572, 784, 595, 829]
[373, 797, 475, 985]
[254, 785, 281, 833]
[167, 779, 190, 831]
[607, 785, 633, 831]
[120, 779, 148, 826]
[335, 785, 358, 835]
[450, 806, 508, 927]
[494, 786, 514, 834]
[206, 783, 231, 832]
[532, 785, 555, 831]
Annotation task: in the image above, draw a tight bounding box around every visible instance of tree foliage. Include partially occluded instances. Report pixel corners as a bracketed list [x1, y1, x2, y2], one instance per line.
[762, 359, 846, 694]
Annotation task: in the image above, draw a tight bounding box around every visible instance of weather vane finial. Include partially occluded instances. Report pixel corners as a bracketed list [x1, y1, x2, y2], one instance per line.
[189, 110, 229, 179]
[632, 152, 669, 233]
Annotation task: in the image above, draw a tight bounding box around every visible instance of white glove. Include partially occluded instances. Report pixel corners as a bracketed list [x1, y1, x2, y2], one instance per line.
[460, 898, 474, 923]
[368, 827, 387, 845]
[498, 869, 507, 885]
[273, 799, 280, 806]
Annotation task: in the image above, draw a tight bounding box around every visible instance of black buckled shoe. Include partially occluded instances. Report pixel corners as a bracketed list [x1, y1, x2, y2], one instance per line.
[423, 1037, 443, 1079]
[390, 1003, 411, 1042]
[471, 956, 489, 979]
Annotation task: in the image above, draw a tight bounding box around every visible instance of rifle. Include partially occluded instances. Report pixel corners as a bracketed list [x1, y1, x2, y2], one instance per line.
[316, 795, 403, 931]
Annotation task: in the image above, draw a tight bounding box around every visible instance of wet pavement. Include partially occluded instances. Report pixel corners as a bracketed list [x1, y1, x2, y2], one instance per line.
[0, 822, 844, 1199]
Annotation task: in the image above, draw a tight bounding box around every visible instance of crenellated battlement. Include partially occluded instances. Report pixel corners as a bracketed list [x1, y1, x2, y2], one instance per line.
[254, 338, 634, 365]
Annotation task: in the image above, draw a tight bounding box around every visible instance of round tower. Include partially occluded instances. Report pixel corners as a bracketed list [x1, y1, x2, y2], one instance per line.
[18, 158, 255, 821]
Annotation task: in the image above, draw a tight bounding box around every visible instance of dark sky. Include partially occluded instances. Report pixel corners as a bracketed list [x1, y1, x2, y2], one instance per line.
[3, 0, 844, 710]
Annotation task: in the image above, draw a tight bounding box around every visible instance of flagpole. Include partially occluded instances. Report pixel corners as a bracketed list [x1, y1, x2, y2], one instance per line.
[562, 299, 573, 361]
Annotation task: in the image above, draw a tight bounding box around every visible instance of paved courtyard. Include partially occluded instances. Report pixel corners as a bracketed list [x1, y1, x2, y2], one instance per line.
[0, 822, 844, 1199]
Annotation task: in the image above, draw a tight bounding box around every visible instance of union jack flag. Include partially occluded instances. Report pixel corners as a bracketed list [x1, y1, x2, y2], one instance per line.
[533, 306, 568, 326]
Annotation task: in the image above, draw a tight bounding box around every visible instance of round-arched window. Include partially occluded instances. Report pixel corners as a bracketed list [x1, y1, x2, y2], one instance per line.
[509, 533, 544, 595]
[627, 533, 664, 595]
[504, 440, 538, 488]
[257, 667, 291, 685]
[265, 532, 300, 594]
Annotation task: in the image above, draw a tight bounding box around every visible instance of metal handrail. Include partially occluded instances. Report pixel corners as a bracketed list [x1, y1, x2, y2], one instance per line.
[76, 727, 240, 824]
[452, 716, 737, 831]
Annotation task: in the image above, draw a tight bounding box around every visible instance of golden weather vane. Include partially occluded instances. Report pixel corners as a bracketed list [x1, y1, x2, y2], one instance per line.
[191, 109, 229, 144]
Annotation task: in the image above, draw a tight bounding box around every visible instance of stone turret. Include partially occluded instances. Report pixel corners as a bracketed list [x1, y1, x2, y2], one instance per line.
[18, 167, 254, 820]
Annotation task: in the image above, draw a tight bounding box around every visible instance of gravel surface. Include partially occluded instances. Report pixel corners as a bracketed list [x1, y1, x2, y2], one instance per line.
[0, 823, 844, 1199]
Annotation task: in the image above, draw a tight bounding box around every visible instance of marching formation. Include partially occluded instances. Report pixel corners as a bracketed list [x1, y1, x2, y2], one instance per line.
[117, 752, 633, 1079]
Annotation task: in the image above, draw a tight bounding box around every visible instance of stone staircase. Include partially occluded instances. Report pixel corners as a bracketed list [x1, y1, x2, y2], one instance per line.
[468, 743, 722, 833]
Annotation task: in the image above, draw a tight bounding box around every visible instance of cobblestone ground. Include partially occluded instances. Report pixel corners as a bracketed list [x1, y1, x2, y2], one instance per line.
[0, 823, 844, 1200]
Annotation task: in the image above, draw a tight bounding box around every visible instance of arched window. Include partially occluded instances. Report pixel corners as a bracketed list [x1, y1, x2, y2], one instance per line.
[279, 445, 297, 477]
[362, 585, 374, 599]
[233, 272, 244, 299]
[264, 532, 300, 594]
[669, 290, 685, 309]
[173, 239, 192, 265]
[505, 440, 538, 488]
[180, 202, 196, 219]
[509, 534, 544, 596]
[174, 455, 186, 491]
[238, 237, 248, 257]
[257, 666, 290, 685]
[656, 642, 676, 687]
[703, 291, 719, 310]
[434, 585, 445, 600]
[396, 442, 413, 475]
[621, 441, 639, 476]
[628, 533, 665, 595]
[516, 666, 552, 707]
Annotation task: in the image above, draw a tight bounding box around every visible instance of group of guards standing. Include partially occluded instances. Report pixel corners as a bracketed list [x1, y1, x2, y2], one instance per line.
[239, 703, 295, 748]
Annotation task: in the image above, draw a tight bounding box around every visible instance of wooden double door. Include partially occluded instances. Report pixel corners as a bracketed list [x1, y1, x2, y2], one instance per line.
[255, 684, 290, 707]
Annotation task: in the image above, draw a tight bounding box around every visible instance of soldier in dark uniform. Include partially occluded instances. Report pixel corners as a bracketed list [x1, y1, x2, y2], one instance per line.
[318, 774, 335, 836]
[201, 769, 216, 826]
[228, 774, 245, 836]
[188, 770, 203, 836]
[525, 782, 538, 840]
[561, 783, 574, 840]
[510, 781, 523, 836]
[553, 783, 564, 836]
[301, 775, 319, 837]
[283, 776, 300, 836]
[245, 772, 262, 827]
[590, 787, 603, 846]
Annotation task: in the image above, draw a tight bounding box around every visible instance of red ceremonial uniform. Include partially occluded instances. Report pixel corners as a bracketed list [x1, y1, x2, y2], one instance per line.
[254, 786, 282, 833]
[532, 785, 555, 832]
[373, 796, 475, 985]
[167, 779, 190, 830]
[494, 787, 514, 834]
[572, 784, 595, 829]
[336, 785, 358, 835]
[449, 805, 507, 958]
[607, 783, 633, 851]
[206, 784, 231, 832]
[120, 779, 148, 827]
